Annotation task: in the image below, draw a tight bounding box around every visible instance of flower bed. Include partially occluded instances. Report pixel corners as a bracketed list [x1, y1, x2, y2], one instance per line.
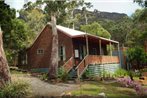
[117, 77, 147, 97]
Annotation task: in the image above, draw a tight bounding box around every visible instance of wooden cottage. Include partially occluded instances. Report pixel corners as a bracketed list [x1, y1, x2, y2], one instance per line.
[19, 23, 120, 78]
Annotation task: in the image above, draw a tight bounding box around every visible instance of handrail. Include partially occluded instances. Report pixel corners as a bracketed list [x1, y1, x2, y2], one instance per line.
[63, 57, 73, 67]
[62, 57, 73, 72]
[75, 55, 88, 70]
[76, 55, 119, 78]
[76, 55, 89, 78]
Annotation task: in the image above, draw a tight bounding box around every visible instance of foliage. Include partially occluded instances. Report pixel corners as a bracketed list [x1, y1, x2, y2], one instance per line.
[80, 22, 111, 38]
[39, 73, 48, 81]
[5, 18, 34, 65]
[62, 1, 85, 28]
[19, 2, 46, 35]
[0, 1, 15, 42]
[0, 1, 35, 65]
[0, 81, 31, 98]
[134, 0, 147, 7]
[81, 2, 93, 25]
[117, 77, 147, 97]
[109, 17, 133, 46]
[140, 68, 147, 72]
[128, 8, 147, 46]
[126, 47, 147, 69]
[114, 68, 128, 77]
[131, 9, 146, 22]
[58, 67, 69, 82]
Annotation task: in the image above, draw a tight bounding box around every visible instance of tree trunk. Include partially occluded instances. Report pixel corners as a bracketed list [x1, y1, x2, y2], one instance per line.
[0, 28, 11, 87]
[144, 41, 147, 52]
[84, 14, 88, 25]
[48, 13, 58, 79]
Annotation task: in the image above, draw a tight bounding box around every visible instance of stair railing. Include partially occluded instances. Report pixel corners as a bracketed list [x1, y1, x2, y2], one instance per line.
[62, 57, 73, 73]
[75, 55, 89, 78]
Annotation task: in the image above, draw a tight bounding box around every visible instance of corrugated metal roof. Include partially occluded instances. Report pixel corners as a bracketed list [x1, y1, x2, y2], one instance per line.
[55, 24, 118, 44]
[57, 25, 86, 37]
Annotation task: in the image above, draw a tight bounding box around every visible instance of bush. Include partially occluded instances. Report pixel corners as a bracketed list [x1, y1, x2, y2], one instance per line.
[114, 68, 128, 77]
[40, 73, 48, 81]
[140, 68, 147, 73]
[58, 67, 69, 82]
[0, 81, 31, 98]
[117, 77, 147, 97]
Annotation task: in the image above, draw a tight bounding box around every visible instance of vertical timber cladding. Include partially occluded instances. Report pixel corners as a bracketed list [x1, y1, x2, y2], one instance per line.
[86, 64, 120, 77]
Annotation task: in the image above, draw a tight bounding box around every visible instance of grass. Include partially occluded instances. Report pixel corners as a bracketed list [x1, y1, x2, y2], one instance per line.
[71, 81, 139, 98]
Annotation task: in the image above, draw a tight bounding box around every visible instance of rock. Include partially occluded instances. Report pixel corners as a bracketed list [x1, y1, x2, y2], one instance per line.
[61, 92, 72, 96]
[98, 92, 107, 98]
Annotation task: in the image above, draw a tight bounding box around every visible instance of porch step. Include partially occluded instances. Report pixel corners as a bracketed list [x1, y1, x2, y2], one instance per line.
[68, 68, 78, 79]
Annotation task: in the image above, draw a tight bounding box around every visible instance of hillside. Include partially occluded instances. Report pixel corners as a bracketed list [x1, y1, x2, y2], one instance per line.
[73, 9, 131, 45]
[74, 9, 128, 24]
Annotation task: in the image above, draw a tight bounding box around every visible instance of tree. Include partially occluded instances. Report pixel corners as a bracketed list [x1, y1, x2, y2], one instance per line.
[0, 1, 15, 48]
[0, 1, 15, 86]
[134, 0, 147, 7]
[6, 18, 34, 65]
[64, 4, 81, 28]
[81, 2, 93, 25]
[127, 8, 147, 47]
[126, 47, 147, 69]
[80, 22, 111, 38]
[36, 0, 84, 79]
[19, 1, 46, 35]
[62, 1, 84, 29]
[0, 27, 11, 87]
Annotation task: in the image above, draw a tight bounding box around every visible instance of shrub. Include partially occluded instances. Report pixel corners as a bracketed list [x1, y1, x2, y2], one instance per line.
[117, 77, 147, 97]
[40, 73, 48, 81]
[114, 68, 128, 77]
[83, 69, 91, 78]
[0, 81, 31, 98]
[58, 67, 69, 82]
[140, 68, 147, 73]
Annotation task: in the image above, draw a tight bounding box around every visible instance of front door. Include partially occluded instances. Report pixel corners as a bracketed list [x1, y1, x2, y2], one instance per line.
[74, 45, 86, 65]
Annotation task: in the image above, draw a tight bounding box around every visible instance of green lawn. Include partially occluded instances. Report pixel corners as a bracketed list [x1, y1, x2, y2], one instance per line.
[71, 81, 139, 98]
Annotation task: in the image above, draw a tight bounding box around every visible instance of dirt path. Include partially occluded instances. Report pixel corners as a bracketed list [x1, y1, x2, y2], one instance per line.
[12, 74, 79, 97]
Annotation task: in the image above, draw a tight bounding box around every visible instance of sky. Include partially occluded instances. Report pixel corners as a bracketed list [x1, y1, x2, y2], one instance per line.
[5, 0, 141, 16]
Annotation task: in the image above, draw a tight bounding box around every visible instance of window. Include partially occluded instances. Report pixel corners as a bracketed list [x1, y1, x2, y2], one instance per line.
[37, 49, 44, 54]
[59, 46, 66, 61]
[75, 49, 79, 58]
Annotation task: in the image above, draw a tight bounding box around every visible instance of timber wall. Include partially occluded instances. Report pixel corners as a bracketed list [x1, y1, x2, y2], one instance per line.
[27, 25, 73, 69]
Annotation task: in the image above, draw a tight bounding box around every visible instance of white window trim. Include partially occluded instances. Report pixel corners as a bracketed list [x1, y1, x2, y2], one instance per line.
[37, 49, 44, 55]
[59, 46, 66, 61]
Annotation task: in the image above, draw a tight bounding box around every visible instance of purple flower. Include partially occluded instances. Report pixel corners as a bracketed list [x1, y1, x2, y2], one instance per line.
[116, 77, 146, 96]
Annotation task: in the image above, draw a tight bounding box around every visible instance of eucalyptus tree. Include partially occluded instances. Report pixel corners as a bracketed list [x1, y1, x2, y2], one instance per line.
[63, 1, 83, 29]
[80, 22, 111, 38]
[0, 1, 12, 86]
[127, 8, 147, 47]
[82, 2, 93, 25]
[36, 0, 85, 79]
[19, 1, 46, 35]
[134, 0, 147, 49]
[134, 0, 147, 7]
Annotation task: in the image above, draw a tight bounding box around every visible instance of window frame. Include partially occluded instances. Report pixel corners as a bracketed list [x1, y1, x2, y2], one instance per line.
[59, 46, 66, 61]
[37, 49, 44, 55]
